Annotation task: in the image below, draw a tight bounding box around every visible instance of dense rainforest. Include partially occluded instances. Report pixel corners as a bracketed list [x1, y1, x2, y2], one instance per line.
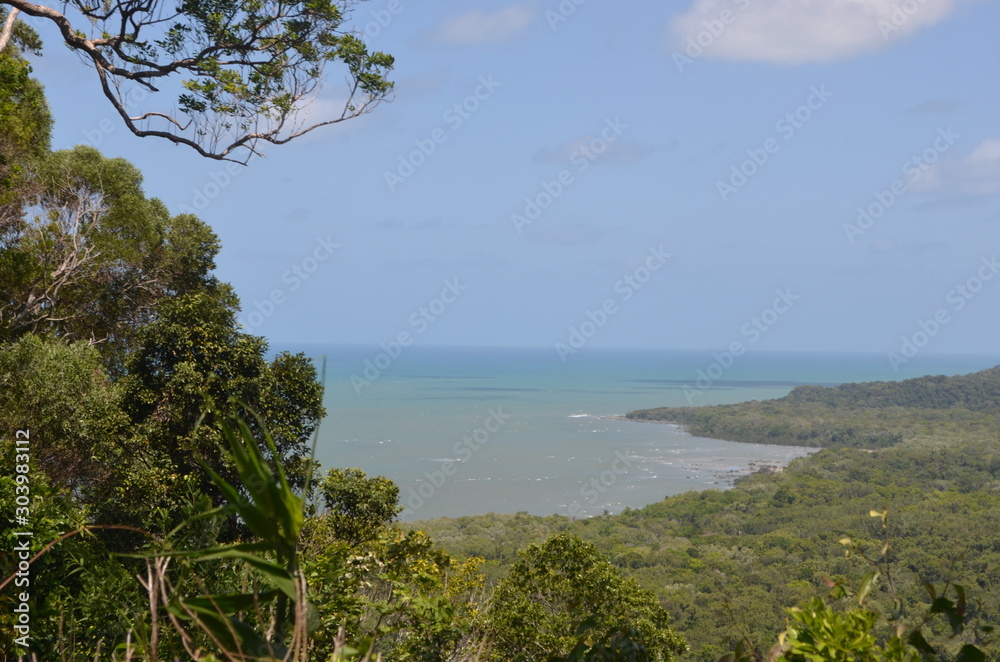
[1, 10, 998, 662]
[625, 367, 1000, 450]
[417, 367, 1000, 660]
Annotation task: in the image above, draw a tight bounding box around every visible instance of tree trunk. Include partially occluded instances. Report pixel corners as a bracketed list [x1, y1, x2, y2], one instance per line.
[0, 7, 20, 53]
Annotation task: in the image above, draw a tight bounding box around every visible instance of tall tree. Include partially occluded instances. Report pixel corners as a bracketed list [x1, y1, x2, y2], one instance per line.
[0, 0, 394, 162]
[0, 145, 222, 366]
[0, 334, 129, 496]
[0, 56, 325, 528]
[119, 288, 325, 510]
[486, 533, 688, 662]
[0, 17, 49, 228]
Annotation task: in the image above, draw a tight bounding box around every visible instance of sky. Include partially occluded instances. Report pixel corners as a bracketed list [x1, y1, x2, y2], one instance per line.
[23, 0, 1000, 358]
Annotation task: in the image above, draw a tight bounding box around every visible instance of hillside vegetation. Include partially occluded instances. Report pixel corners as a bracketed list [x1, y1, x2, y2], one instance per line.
[624, 366, 1000, 449]
[414, 367, 1000, 661]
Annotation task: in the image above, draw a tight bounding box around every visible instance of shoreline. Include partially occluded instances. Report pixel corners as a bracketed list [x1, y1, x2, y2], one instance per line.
[601, 414, 818, 482]
[606, 414, 832, 453]
[605, 414, 684, 428]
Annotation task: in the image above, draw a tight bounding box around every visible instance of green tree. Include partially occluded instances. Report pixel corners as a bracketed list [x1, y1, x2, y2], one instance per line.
[486, 533, 687, 662]
[319, 467, 403, 546]
[0, 0, 394, 162]
[0, 335, 134, 497]
[302, 517, 484, 662]
[118, 288, 324, 525]
[0, 145, 222, 367]
[0, 27, 49, 234]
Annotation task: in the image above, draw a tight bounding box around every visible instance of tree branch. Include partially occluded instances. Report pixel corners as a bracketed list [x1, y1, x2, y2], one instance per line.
[0, 0, 394, 162]
[0, 6, 18, 52]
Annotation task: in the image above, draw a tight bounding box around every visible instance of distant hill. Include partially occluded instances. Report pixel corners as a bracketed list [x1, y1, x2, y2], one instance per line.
[626, 365, 1000, 448]
[416, 365, 1000, 662]
[780, 365, 1000, 410]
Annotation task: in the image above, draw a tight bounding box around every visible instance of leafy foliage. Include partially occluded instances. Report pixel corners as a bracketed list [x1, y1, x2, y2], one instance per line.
[485, 533, 687, 662]
[302, 520, 485, 661]
[0, 42, 49, 221]
[0, 335, 135, 497]
[119, 290, 325, 518]
[0, 0, 394, 161]
[319, 467, 403, 546]
[133, 410, 308, 659]
[1, 145, 222, 366]
[627, 367, 1000, 449]
[783, 510, 996, 662]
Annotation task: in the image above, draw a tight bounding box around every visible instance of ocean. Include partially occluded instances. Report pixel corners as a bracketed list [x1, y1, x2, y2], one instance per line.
[274, 345, 1000, 521]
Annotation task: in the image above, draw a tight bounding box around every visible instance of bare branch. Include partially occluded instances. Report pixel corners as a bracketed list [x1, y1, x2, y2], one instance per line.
[128, 110, 191, 131]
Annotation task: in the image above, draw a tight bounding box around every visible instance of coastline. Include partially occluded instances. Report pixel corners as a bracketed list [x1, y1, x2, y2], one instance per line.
[606, 414, 685, 429]
[596, 413, 817, 493]
[396, 415, 818, 521]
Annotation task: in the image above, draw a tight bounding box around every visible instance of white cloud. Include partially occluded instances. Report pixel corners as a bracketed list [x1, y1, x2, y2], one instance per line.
[433, 6, 535, 45]
[668, 0, 965, 65]
[914, 138, 1000, 196]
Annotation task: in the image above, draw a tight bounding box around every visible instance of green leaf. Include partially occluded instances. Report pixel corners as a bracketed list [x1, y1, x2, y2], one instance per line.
[857, 572, 877, 605]
[906, 630, 935, 658]
[180, 591, 279, 614]
[956, 645, 986, 662]
[168, 597, 277, 657]
[573, 615, 600, 636]
[195, 452, 279, 542]
[157, 546, 297, 598]
[929, 597, 954, 614]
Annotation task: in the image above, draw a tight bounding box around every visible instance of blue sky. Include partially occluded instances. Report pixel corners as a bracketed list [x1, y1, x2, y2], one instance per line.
[24, 0, 1000, 357]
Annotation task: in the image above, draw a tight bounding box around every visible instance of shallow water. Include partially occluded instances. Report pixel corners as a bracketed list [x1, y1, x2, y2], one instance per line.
[275, 345, 999, 520]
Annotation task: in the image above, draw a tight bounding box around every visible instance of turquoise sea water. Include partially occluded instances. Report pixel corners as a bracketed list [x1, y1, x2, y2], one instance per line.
[276, 345, 1000, 521]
